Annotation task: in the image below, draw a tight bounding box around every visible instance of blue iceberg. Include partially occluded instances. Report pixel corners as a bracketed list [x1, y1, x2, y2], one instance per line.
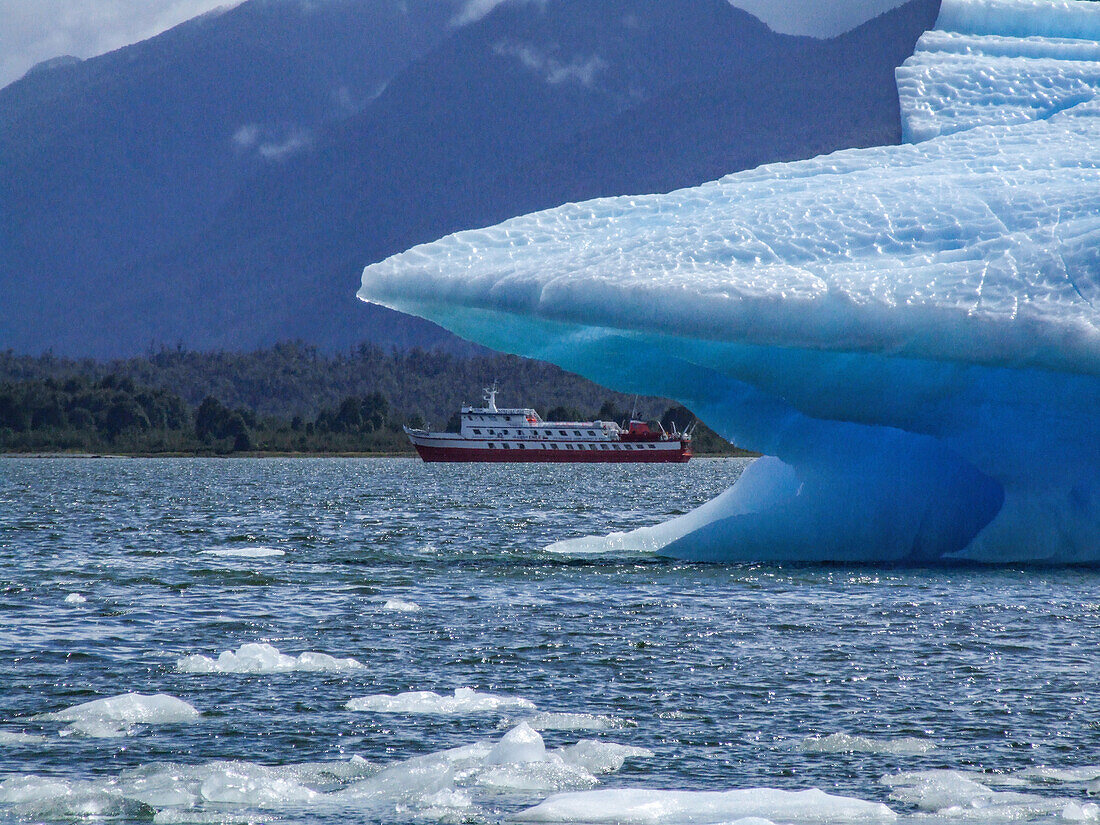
[360, 0, 1100, 563]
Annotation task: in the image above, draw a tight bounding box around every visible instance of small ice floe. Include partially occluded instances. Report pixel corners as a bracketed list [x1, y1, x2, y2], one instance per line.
[346, 687, 535, 714]
[1064, 802, 1100, 822]
[882, 770, 1072, 820]
[337, 722, 651, 800]
[381, 598, 420, 612]
[516, 787, 897, 823]
[0, 775, 129, 820]
[200, 546, 285, 558]
[176, 643, 364, 674]
[64, 593, 86, 604]
[798, 733, 935, 755]
[0, 731, 46, 746]
[36, 693, 200, 738]
[506, 711, 621, 732]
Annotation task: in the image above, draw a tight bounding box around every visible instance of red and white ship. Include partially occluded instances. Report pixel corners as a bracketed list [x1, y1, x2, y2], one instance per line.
[405, 387, 691, 463]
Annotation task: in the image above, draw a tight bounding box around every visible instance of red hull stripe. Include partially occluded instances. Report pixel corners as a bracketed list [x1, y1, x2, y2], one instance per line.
[413, 444, 691, 463]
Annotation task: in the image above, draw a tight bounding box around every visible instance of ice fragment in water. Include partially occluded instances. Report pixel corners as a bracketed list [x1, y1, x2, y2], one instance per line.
[516, 787, 898, 823]
[486, 722, 546, 764]
[200, 546, 285, 558]
[64, 593, 86, 603]
[382, 598, 420, 612]
[359, 0, 1100, 564]
[798, 733, 936, 755]
[176, 643, 363, 673]
[509, 711, 620, 731]
[37, 693, 200, 737]
[346, 687, 536, 714]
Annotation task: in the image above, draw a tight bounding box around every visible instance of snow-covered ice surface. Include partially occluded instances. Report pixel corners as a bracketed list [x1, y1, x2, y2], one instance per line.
[346, 687, 537, 714]
[359, 0, 1100, 564]
[35, 693, 200, 738]
[176, 643, 364, 674]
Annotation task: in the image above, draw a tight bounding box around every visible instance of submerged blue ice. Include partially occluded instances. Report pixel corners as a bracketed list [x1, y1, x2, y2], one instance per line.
[359, 0, 1100, 563]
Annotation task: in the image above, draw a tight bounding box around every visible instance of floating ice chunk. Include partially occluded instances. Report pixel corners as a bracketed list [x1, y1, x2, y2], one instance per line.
[1016, 766, 1100, 785]
[200, 546, 285, 558]
[1064, 801, 1100, 821]
[37, 693, 200, 737]
[798, 733, 936, 755]
[478, 760, 598, 793]
[177, 643, 364, 674]
[511, 711, 621, 731]
[883, 769, 1069, 818]
[64, 593, 86, 604]
[554, 740, 654, 775]
[382, 598, 420, 612]
[0, 731, 45, 745]
[517, 787, 898, 823]
[0, 775, 127, 819]
[486, 722, 546, 764]
[346, 687, 536, 714]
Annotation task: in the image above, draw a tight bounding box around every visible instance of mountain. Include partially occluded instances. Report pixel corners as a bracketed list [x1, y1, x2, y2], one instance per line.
[0, 0, 939, 357]
[0, 0, 468, 353]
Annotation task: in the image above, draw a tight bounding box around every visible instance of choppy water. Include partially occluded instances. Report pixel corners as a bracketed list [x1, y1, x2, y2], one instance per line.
[1, 456, 1099, 824]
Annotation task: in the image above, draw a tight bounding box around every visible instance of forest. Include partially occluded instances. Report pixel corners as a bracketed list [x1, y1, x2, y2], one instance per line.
[0, 344, 743, 455]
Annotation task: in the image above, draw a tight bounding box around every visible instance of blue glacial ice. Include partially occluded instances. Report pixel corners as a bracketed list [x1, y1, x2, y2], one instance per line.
[359, 0, 1100, 563]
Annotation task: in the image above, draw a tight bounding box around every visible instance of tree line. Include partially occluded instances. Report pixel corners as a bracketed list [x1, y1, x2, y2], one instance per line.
[0, 344, 745, 455]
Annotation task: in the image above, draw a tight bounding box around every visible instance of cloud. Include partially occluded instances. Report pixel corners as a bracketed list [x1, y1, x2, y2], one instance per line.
[493, 41, 607, 88]
[231, 123, 312, 161]
[451, 0, 508, 27]
[0, 0, 239, 89]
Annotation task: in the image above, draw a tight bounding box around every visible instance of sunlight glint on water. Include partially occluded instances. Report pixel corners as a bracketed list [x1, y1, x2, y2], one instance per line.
[0, 457, 1098, 824]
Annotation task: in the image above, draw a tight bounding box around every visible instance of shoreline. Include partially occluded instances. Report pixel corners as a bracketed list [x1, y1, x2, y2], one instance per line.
[1, 449, 757, 459]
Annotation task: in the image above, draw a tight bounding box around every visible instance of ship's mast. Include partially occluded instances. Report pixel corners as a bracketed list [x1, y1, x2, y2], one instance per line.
[484, 383, 498, 412]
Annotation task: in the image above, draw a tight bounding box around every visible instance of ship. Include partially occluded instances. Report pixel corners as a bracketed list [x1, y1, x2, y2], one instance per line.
[404, 387, 692, 463]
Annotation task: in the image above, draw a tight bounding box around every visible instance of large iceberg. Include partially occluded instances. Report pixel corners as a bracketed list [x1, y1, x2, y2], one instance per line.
[359, 0, 1100, 563]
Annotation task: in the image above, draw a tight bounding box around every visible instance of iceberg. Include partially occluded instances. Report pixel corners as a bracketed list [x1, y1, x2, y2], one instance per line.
[359, 0, 1100, 563]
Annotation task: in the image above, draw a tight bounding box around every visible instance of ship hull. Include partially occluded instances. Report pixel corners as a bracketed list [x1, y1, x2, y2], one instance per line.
[409, 438, 690, 463]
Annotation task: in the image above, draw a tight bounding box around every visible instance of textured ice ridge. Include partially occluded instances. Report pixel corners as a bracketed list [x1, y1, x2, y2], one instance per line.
[359, 0, 1100, 564]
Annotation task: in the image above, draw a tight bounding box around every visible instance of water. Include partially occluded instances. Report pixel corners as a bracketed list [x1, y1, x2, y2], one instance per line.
[1, 456, 1099, 824]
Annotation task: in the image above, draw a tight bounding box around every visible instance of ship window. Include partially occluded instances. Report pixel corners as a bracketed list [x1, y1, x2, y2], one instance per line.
[473, 429, 481, 434]
[573, 430, 580, 436]
[501, 429, 508, 435]
[588, 430, 595, 436]
[550, 443, 558, 449]
[648, 444, 656, 449]
[488, 443, 495, 448]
